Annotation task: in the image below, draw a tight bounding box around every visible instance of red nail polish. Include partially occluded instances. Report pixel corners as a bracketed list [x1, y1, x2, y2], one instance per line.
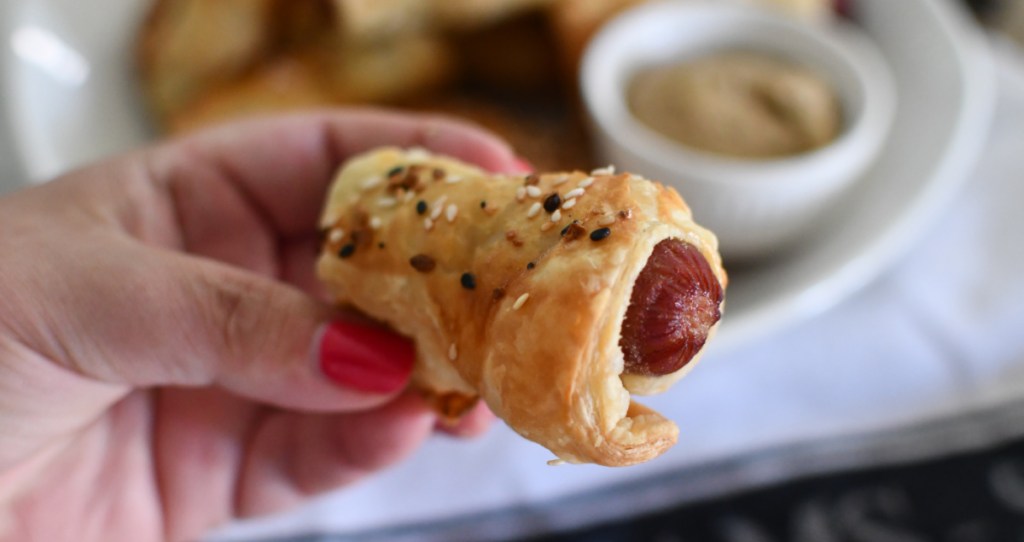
[317, 321, 415, 394]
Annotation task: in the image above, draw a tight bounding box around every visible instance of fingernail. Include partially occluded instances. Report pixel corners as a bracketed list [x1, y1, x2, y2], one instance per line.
[315, 321, 415, 394]
[511, 156, 534, 173]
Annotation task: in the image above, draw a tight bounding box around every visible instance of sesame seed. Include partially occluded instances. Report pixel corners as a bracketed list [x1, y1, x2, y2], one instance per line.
[512, 293, 530, 310]
[597, 214, 617, 226]
[328, 229, 344, 243]
[551, 209, 562, 222]
[445, 204, 458, 223]
[361, 176, 383, 190]
[386, 166, 404, 178]
[591, 165, 615, 176]
[460, 272, 476, 290]
[416, 200, 428, 214]
[424, 217, 434, 231]
[562, 198, 577, 210]
[564, 188, 585, 200]
[402, 191, 415, 202]
[527, 262, 535, 270]
[526, 185, 542, 198]
[449, 343, 458, 360]
[590, 227, 612, 241]
[406, 147, 429, 160]
[338, 244, 356, 258]
[578, 177, 595, 188]
[377, 196, 397, 208]
[525, 174, 540, 186]
[527, 201, 542, 218]
[543, 193, 561, 213]
[432, 194, 448, 212]
[480, 200, 487, 209]
[410, 254, 436, 272]
[430, 205, 444, 221]
[505, 230, 524, 247]
[561, 221, 586, 241]
[515, 187, 527, 202]
[369, 216, 383, 230]
[445, 176, 463, 184]
[540, 221, 555, 232]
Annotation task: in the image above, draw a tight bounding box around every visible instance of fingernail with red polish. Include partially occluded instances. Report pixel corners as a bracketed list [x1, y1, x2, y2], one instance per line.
[316, 321, 415, 394]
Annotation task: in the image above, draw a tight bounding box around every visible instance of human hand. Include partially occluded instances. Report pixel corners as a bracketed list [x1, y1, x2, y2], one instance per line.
[0, 109, 521, 541]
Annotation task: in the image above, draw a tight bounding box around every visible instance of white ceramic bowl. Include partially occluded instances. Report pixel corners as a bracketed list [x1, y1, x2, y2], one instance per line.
[581, 1, 896, 261]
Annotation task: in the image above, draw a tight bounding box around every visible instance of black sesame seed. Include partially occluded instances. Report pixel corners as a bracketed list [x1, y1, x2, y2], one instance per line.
[480, 200, 487, 209]
[590, 227, 612, 242]
[339, 243, 356, 258]
[460, 272, 477, 290]
[416, 200, 428, 214]
[386, 166, 404, 178]
[410, 254, 436, 273]
[527, 262, 536, 270]
[562, 221, 586, 241]
[543, 193, 562, 213]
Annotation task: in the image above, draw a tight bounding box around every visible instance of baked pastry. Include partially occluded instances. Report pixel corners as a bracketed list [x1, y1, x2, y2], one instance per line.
[316, 148, 726, 466]
[137, 0, 276, 122]
[167, 37, 455, 134]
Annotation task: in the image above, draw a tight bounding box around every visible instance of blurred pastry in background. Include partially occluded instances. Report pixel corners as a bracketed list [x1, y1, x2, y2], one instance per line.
[404, 94, 591, 172]
[430, 0, 555, 29]
[138, 0, 277, 121]
[166, 36, 456, 135]
[453, 12, 561, 97]
[548, 0, 835, 83]
[136, 0, 841, 168]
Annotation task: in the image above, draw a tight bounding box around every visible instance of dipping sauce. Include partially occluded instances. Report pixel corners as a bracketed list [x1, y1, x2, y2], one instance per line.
[628, 51, 842, 159]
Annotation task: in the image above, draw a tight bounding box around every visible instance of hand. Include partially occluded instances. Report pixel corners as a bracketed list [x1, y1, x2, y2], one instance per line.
[0, 109, 519, 541]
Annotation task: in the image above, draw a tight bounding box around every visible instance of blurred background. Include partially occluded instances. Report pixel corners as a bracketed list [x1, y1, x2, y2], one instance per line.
[2, 0, 1024, 540]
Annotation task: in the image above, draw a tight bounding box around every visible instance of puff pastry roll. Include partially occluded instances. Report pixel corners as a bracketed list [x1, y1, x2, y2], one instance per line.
[317, 148, 726, 466]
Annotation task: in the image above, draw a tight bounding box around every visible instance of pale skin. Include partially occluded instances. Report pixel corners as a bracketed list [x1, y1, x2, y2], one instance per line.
[0, 110, 520, 541]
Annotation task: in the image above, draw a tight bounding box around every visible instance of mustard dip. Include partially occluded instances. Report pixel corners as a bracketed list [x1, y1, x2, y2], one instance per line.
[628, 52, 842, 159]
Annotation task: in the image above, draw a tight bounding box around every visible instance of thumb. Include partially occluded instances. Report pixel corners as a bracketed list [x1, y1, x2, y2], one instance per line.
[183, 258, 416, 412]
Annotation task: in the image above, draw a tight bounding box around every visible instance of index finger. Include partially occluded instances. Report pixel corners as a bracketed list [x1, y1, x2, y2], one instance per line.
[150, 108, 522, 237]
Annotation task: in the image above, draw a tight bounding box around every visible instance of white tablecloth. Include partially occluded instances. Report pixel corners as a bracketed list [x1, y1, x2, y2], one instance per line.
[206, 37, 1024, 542]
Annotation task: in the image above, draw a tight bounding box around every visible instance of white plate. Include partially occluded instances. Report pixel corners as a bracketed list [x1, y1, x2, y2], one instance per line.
[0, 1, 994, 352]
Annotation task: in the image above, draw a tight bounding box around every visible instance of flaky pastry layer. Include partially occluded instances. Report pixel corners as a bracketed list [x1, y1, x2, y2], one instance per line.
[317, 148, 726, 465]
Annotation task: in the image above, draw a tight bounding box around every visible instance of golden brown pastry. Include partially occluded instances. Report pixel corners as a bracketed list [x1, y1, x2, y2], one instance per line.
[166, 55, 334, 135]
[137, 0, 276, 121]
[166, 36, 455, 134]
[316, 148, 726, 466]
[327, 0, 433, 44]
